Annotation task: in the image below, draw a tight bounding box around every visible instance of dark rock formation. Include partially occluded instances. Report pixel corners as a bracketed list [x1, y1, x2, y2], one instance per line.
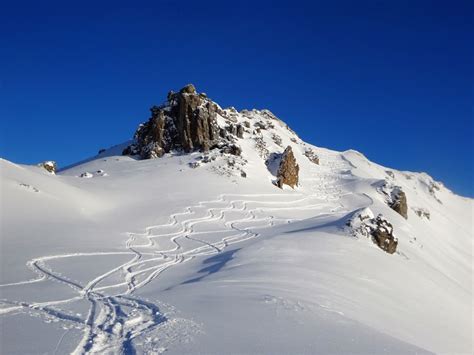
[304, 148, 319, 165]
[380, 183, 408, 220]
[390, 188, 408, 219]
[371, 215, 398, 254]
[276, 146, 299, 188]
[38, 161, 57, 174]
[123, 84, 224, 159]
[221, 144, 242, 156]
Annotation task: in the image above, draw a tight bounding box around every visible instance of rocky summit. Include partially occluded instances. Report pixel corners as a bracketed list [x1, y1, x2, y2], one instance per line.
[123, 84, 236, 159]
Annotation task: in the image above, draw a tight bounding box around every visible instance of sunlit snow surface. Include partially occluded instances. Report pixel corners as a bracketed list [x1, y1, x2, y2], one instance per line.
[1, 110, 472, 354]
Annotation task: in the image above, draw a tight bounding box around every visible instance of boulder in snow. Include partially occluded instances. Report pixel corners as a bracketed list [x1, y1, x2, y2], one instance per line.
[348, 209, 398, 254]
[38, 161, 57, 174]
[390, 188, 408, 219]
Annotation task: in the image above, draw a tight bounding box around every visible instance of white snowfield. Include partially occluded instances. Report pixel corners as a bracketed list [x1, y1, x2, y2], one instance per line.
[0, 107, 472, 354]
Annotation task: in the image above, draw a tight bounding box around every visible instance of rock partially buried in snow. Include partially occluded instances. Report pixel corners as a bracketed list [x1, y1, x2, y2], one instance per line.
[348, 209, 398, 254]
[413, 207, 430, 220]
[371, 216, 398, 254]
[38, 161, 57, 174]
[379, 183, 408, 219]
[276, 146, 299, 188]
[304, 148, 320, 165]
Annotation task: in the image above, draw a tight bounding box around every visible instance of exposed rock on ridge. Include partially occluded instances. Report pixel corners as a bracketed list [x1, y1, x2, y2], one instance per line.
[123, 84, 224, 159]
[38, 161, 57, 174]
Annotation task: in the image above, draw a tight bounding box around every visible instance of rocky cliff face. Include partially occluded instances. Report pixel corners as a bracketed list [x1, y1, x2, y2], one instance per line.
[276, 146, 299, 188]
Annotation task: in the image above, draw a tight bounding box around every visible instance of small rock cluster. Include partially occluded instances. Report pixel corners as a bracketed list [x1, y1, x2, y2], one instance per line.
[413, 207, 431, 220]
[348, 208, 398, 254]
[79, 170, 108, 178]
[304, 148, 319, 165]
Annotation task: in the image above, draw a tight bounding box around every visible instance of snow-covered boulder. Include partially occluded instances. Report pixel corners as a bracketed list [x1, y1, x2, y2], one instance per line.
[379, 182, 408, 219]
[348, 209, 398, 254]
[37, 161, 57, 174]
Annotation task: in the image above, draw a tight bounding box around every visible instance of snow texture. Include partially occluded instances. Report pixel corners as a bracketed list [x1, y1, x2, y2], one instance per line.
[0, 106, 472, 354]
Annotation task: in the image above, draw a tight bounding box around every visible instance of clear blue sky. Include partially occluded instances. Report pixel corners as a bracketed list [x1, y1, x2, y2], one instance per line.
[1, 0, 472, 196]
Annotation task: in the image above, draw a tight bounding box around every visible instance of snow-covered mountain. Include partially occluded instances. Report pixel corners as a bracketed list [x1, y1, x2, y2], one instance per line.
[1, 85, 472, 354]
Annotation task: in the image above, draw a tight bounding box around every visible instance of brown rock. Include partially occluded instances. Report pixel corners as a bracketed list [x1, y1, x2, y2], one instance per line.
[371, 215, 398, 254]
[390, 189, 408, 219]
[277, 146, 299, 188]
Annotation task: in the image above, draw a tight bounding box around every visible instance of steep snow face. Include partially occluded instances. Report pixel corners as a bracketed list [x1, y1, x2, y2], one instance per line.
[0, 91, 472, 354]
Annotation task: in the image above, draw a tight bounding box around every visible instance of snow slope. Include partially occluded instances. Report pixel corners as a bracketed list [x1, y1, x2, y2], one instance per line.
[0, 103, 472, 354]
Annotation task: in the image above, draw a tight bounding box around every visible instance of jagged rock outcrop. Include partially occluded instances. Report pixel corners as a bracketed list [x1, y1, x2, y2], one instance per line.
[123, 84, 222, 159]
[390, 188, 408, 219]
[276, 146, 299, 188]
[38, 161, 57, 174]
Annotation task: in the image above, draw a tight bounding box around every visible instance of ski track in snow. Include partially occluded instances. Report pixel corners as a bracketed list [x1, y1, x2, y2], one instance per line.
[0, 159, 359, 354]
